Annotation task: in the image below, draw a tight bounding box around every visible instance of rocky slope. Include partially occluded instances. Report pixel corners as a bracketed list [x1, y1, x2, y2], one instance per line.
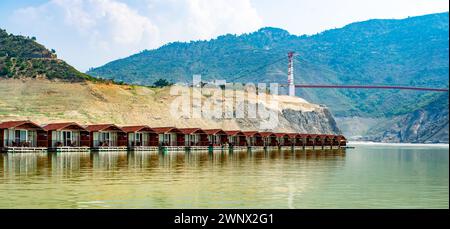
[0, 78, 340, 134]
[0, 27, 340, 134]
[337, 94, 449, 143]
[364, 94, 448, 143]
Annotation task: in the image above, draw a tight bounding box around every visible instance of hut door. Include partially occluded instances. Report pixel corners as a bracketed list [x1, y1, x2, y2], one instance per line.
[15, 130, 21, 144]
[215, 135, 221, 144]
[135, 133, 142, 146]
[185, 134, 190, 146]
[128, 133, 134, 146]
[62, 131, 71, 146]
[15, 130, 27, 144]
[72, 131, 79, 146]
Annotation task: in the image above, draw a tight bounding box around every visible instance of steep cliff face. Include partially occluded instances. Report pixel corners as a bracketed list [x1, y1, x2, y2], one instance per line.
[0, 78, 341, 134]
[233, 107, 340, 134]
[363, 94, 449, 143]
[281, 108, 341, 134]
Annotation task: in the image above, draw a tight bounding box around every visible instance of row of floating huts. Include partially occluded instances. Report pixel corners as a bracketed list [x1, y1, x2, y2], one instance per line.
[0, 120, 347, 153]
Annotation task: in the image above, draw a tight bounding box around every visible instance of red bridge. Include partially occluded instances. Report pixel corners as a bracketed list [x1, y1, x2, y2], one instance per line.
[292, 84, 449, 92]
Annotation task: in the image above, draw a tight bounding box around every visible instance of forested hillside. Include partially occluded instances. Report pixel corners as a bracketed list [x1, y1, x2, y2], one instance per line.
[88, 12, 449, 118]
[0, 29, 94, 82]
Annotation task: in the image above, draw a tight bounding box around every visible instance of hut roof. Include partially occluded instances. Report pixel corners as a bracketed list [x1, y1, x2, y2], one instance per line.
[242, 131, 261, 137]
[0, 120, 43, 130]
[178, 128, 206, 135]
[203, 129, 227, 135]
[224, 131, 245, 136]
[121, 125, 155, 133]
[43, 122, 87, 131]
[275, 133, 289, 138]
[287, 133, 301, 138]
[259, 132, 276, 137]
[85, 124, 124, 132]
[152, 127, 182, 134]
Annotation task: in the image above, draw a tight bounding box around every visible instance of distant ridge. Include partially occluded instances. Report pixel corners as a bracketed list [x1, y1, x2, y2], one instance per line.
[87, 12, 449, 118]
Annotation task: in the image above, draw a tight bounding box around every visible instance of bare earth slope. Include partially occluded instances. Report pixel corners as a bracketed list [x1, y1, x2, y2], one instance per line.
[0, 78, 340, 134]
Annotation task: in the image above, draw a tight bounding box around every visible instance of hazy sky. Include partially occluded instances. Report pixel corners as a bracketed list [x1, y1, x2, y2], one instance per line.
[0, 0, 448, 71]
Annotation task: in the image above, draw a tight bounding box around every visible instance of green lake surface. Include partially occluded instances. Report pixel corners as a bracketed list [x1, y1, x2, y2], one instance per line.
[0, 143, 448, 208]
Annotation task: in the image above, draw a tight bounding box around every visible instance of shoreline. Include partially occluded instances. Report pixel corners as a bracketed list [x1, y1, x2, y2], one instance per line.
[348, 141, 449, 148]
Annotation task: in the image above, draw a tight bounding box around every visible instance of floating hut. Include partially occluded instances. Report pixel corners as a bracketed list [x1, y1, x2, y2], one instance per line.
[178, 128, 209, 150]
[260, 132, 278, 149]
[43, 122, 90, 152]
[203, 129, 228, 146]
[242, 131, 264, 149]
[0, 120, 347, 153]
[85, 124, 127, 151]
[224, 130, 247, 150]
[153, 127, 184, 150]
[0, 120, 48, 153]
[288, 133, 304, 148]
[121, 125, 158, 151]
[301, 134, 317, 149]
[275, 133, 292, 147]
[337, 135, 347, 146]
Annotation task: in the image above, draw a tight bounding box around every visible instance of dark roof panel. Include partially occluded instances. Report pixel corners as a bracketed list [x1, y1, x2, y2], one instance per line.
[121, 125, 155, 133]
[0, 120, 43, 130]
[203, 129, 226, 135]
[85, 124, 124, 132]
[152, 127, 181, 134]
[43, 122, 87, 131]
[178, 128, 205, 135]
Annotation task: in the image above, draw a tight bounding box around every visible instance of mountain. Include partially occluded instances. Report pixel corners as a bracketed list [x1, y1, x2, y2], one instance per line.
[0, 78, 340, 134]
[365, 93, 449, 143]
[0, 29, 94, 82]
[87, 12, 449, 119]
[339, 93, 449, 143]
[0, 28, 339, 134]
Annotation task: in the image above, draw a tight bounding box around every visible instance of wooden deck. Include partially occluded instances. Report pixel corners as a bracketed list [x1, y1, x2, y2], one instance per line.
[186, 146, 210, 151]
[248, 146, 265, 151]
[48, 147, 90, 152]
[159, 146, 186, 152]
[91, 146, 128, 152]
[1, 147, 47, 153]
[228, 146, 248, 152]
[264, 146, 279, 150]
[0, 145, 346, 153]
[129, 146, 159, 151]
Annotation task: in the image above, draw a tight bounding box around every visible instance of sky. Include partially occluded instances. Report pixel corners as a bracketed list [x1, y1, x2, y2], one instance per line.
[0, 0, 448, 71]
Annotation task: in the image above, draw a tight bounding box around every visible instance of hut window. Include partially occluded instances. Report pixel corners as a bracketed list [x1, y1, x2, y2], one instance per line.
[136, 133, 142, 143]
[16, 130, 27, 142]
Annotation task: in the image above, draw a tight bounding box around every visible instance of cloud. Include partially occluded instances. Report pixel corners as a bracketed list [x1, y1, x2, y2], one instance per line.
[17, 0, 159, 49]
[10, 0, 160, 70]
[146, 0, 263, 42]
[184, 0, 262, 39]
[8, 0, 262, 70]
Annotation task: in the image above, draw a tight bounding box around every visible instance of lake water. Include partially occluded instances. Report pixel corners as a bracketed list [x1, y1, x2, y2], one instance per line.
[0, 144, 448, 209]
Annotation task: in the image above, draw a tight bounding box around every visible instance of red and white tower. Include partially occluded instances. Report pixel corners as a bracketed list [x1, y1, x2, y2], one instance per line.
[288, 51, 295, 96]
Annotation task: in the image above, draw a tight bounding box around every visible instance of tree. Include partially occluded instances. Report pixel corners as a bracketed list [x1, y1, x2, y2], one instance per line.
[153, 78, 172, 87]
